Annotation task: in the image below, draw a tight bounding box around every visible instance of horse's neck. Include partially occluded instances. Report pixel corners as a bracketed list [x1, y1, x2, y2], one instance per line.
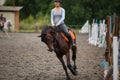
[54, 33, 67, 46]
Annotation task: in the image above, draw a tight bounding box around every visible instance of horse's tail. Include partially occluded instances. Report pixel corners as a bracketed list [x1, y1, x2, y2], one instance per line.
[69, 28, 77, 65]
[73, 31, 76, 43]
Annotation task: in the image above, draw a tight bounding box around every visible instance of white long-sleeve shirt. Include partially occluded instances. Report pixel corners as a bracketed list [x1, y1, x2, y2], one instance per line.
[51, 7, 65, 26]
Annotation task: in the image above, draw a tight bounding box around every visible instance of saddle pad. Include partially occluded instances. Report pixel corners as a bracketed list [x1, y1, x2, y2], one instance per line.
[61, 30, 76, 42]
[69, 30, 76, 40]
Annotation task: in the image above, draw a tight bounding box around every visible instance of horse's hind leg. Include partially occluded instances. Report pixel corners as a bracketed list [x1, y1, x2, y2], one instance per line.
[72, 46, 77, 71]
[56, 55, 71, 80]
[66, 52, 77, 76]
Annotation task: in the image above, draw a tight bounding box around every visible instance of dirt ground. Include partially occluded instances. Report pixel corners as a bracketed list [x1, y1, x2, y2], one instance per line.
[0, 33, 105, 80]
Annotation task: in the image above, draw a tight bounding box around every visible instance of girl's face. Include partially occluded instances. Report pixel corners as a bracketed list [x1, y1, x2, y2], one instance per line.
[54, 1, 60, 7]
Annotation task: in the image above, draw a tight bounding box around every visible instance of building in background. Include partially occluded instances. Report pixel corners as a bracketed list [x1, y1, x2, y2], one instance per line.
[0, 6, 23, 31]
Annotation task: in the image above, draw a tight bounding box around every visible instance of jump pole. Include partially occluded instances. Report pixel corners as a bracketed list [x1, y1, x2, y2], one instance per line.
[113, 37, 119, 80]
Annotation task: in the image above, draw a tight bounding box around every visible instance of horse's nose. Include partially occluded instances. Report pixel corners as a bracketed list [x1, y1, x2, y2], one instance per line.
[47, 44, 54, 52]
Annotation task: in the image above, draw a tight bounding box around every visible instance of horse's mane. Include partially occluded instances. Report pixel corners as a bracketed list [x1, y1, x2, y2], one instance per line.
[41, 26, 55, 35]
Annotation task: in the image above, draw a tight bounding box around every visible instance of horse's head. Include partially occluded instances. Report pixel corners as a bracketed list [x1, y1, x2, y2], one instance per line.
[38, 26, 56, 52]
[6, 20, 12, 27]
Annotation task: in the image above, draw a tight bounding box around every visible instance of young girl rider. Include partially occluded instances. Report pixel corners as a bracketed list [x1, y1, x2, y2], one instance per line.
[51, 0, 73, 48]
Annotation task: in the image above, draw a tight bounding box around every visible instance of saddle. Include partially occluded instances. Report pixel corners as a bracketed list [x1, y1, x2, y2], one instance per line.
[61, 28, 76, 42]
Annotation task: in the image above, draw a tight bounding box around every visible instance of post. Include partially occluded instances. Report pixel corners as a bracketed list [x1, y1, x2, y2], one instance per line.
[105, 16, 110, 62]
[88, 23, 91, 43]
[35, 22, 39, 32]
[113, 37, 119, 80]
[14, 11, 20, 31]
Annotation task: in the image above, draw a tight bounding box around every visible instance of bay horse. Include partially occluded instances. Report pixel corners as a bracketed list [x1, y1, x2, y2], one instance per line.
[38, 26, 77, 80]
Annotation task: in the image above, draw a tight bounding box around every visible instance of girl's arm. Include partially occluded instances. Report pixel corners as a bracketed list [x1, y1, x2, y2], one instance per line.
[51, 9, 54, 25]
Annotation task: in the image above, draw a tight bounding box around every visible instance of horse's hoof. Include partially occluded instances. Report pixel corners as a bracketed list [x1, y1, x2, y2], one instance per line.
[66, 77, 71, 80]
[73, 66, 77, 70]
[73, 70, 78, 76]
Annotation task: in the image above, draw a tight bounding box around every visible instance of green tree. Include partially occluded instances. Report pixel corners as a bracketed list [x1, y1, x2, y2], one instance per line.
[5, 0, 120, 25]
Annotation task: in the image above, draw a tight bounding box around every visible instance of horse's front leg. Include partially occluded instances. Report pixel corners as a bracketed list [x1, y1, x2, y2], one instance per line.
[4, 29, 9, 38]
[56, 55, 71, 80]
[66, 52, 77, 76]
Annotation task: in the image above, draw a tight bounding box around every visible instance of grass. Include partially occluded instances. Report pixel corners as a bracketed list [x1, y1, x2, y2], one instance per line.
[19, 28, 80, 33]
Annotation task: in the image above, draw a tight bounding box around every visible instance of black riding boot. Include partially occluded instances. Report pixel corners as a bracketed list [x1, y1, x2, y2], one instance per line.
[63, 31, 73, 49]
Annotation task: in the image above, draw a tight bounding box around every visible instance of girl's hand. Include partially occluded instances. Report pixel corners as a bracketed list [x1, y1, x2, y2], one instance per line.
[52, 24, 55, 27]
[55, 24, 58, 27]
